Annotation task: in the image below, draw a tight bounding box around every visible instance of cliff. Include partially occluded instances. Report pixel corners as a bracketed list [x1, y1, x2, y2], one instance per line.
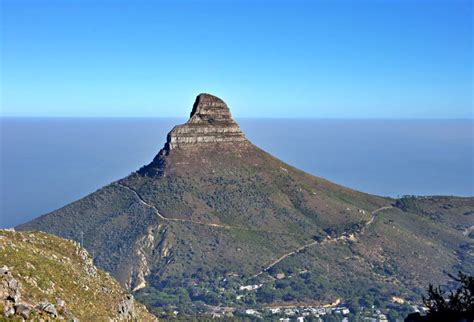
[164, 93, 247, 150]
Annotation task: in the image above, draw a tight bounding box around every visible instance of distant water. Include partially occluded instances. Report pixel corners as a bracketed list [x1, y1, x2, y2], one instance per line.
[1, 118, 473, 228]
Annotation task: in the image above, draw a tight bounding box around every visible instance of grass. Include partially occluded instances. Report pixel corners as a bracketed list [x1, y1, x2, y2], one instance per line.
[0, 230, 155, 321]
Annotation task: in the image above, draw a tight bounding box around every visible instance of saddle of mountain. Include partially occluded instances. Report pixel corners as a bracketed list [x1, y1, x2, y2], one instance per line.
[17, 94, 474, 314]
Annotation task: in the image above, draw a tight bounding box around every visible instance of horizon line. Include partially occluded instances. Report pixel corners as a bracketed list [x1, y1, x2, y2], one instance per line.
[1, 116, 473, 121]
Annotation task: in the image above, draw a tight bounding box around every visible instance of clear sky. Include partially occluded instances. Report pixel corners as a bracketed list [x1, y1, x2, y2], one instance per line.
[1, 0, 472, 118]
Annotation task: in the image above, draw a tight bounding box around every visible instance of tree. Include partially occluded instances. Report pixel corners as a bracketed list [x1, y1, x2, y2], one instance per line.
[387, 309, 399, 322]
[347, 298, 361, 315]
[405, 272, 473, 322]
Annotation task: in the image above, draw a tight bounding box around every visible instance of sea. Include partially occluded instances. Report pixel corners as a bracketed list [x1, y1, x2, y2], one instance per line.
[1, 118, 473, 228]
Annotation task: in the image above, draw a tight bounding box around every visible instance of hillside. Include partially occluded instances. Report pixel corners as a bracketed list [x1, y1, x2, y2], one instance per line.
[17, 94, 474, 317]
[0, 229, 156, 321]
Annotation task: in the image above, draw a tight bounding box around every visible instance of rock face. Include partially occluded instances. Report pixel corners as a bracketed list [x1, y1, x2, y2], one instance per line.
[117, 294, 136, 320]
[164, 93, 247, 150]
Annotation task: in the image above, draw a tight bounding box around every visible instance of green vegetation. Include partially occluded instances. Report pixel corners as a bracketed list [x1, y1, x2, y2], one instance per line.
[0, 230, 155, 321]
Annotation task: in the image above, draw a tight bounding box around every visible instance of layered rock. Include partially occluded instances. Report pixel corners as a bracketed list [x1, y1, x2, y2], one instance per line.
[164, 93, 246, 150]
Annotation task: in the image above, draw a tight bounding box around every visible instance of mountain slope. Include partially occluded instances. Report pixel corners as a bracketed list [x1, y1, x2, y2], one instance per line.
[17, 94, 474, 315]
[0, 229, 156, 321]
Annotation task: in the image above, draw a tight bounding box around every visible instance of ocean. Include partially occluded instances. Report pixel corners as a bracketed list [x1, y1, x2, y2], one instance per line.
[1, 118, 473, 228]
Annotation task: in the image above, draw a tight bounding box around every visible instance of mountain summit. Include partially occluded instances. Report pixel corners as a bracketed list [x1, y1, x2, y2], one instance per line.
[165, 93, 246, 151]
[17, 94, 474, 316]
[140, 93, 248, 176]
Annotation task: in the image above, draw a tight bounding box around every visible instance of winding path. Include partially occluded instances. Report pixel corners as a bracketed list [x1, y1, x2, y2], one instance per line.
[251, 205, 394, 278]
[116, 183, 168, 220]
[116, 181, 395, 277]
[114, 182, 299, 235]
[115, 182, 234, 228]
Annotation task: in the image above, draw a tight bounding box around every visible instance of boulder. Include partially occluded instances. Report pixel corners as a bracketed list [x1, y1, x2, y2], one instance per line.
[3, 305, 14, 317]
[38, 301, 58, 317]
[14, 304, 30, 319]
[56, 297, 65, 307]
[0, 266, 9, 275]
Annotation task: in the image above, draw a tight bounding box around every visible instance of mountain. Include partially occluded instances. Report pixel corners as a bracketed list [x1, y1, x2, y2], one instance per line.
[0, 229, 156, 320]
[17, 94, 474, 317]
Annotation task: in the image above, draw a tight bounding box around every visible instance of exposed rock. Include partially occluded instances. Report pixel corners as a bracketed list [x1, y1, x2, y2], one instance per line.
[0, 266, 21, 304]
[75, 246, 97, 276]
[117, 294, 135, 320]
[130, 225, 165, 292]
[14, 304, 30, 319]
[0, 266, 8, 275]
[38, 301, 58, 317]
[56, 297, 65, 307]
[4, 305, 14, 317]
[139, 93, 249, 177]
[164, 93, 247, 150]
[0, 266, 32, 319]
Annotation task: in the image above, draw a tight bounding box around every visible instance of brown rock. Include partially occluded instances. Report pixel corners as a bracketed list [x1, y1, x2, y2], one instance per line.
[165, 93, 247, 150]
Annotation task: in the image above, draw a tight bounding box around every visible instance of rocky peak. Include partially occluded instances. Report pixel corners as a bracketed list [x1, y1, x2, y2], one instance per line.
[164, 93, 246, 150]
[188, 93, 235, 125]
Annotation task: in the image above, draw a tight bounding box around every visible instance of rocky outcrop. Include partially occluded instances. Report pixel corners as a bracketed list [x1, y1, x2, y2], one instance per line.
[138, 93, 248, 176]
[37, 301, 58, 318]
[164, 93, 247, 150]
[129, 225, 163, 292]
[1, 265, 21, 318]
[74, 242, 97, 277]
[117, 294, 136, 320]
[0, 230, 157, 321]
[0, 265, 62, 320]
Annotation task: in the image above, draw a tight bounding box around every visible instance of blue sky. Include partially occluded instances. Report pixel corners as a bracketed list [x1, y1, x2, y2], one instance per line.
[1, 0, 472, 118]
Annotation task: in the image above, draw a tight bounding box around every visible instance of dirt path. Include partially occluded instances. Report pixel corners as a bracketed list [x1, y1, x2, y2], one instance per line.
[115, 183, 235, 228]
[115, 182, 299, 235]
[115, 183, 168, 220]
[117, 181, 395, 275]
[251, 205, 394, 278]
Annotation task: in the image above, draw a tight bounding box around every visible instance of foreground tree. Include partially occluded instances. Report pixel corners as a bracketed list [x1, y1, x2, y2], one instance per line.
[405, 272, 473, 322]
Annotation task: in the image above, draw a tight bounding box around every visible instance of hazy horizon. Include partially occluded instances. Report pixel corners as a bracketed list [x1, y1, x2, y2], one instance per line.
[2, 117, 472, 228]
[1, 116, 473, 120]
